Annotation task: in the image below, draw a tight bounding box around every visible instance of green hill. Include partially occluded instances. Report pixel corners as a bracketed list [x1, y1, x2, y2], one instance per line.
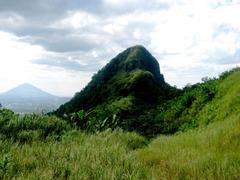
[53, 45, 239, 138]
[54, 45, 177, 135]
[55, 45, 170, 114]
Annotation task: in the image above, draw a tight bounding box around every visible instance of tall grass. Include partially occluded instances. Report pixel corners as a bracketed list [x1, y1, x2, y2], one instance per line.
[138, 69, 240, 179]
[0, 130, 148, 179]
[138, 114, 240, 179]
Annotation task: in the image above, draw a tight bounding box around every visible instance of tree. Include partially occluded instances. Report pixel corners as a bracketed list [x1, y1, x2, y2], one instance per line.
[201, 76, 211, 82]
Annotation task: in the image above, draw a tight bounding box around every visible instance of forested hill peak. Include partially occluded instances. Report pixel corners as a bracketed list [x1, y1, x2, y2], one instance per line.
[55, 45, 173, 116]
[102, 45, 165, 83]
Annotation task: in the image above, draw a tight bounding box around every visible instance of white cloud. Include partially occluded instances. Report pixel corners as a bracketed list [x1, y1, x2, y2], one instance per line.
[0, 31, 44, 83]
[147, 1, 240, 87]
[53, 11, 98, 29]
[0, 31, 92, 96]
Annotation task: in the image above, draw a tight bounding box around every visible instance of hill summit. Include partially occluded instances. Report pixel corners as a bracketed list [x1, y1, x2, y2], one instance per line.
[54, 45, 178, 134]
[55, 45, 173, 117]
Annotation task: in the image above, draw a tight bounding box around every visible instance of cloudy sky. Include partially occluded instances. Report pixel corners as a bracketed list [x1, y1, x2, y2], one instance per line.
[0, 0, 240, 96]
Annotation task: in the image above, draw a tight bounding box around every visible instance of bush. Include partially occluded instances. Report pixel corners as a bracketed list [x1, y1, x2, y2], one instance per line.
[17, 130, 40, 143]
[0, 109, 71, 142]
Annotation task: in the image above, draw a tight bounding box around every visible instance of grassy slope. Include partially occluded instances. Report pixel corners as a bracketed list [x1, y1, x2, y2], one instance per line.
[197, 68, 240, 125]
[138, 68, 240, 179]
[138, 114, 240, 179]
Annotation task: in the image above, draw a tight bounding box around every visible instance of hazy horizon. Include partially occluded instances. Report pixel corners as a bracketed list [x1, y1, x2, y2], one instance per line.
[0, 0, 240, 96]
[0, 83, 70, 98]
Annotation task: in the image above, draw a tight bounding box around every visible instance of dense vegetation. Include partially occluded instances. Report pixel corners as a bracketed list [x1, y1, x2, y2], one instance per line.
[54, 45, 239, 137]
[76, 66, 238, 138]
[54, 45, 178, 135]
[139, 67, 240, 179]
[0, 108, 149, 179]
[55, 45, 167, 115]
[0, 43, 240, 179]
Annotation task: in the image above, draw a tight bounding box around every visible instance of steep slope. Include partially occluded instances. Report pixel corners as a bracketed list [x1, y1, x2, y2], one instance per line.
[0, 83, 69, 113]
[53, 45, 179, 135]
[138, 68, 240, 179]
[55, 45, 175, 116]
[139, 114, 240, 179]
[136, 67, 240, 136]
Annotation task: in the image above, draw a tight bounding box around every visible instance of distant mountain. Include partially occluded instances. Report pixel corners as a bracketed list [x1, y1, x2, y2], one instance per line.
[0, 83, 70, 113]
[54, 45, 177, 131]
[1, 83, 54, 99]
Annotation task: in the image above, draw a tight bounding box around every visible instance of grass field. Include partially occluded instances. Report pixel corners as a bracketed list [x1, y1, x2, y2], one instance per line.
[0, 114, 239, 179]
[0, 130, 148, 179]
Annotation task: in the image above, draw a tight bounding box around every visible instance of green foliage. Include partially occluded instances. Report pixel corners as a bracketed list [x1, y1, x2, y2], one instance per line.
[0, 109, 149, 178]
[54, 45, 172, 132]
[67, 109, 90, 128]
[0, 130, 148, 179]
[53, 44, 239, 138]
[126, 67, 239, 137]
[128, 78, 218, 137]
[56, 66, 240, 137]
[0, 109, 71, 142]
[17, 130, 41, 143]
[0, 154, 12, 179]
[66, 109, 121, 133]
[219, 66, 240, 80]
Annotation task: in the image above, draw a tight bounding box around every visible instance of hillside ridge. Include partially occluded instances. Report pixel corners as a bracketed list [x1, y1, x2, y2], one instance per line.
[55, 45, 173, 117]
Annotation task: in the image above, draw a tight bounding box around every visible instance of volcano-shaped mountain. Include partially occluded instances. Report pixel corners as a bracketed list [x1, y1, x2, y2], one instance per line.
[0, 83, 69, 113]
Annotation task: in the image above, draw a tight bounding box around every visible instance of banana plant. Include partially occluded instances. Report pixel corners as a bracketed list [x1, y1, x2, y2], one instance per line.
[68, 110, 93, 129]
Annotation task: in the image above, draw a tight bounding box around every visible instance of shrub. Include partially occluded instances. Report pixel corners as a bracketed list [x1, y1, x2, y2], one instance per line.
[0, 109, 71, 142]
[17, 130, 40, 143]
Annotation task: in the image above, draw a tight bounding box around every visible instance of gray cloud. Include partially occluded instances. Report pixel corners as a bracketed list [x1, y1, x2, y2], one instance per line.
[0, 0, 103, 21]
[0, 0, 168, 22]
[33, 57, 102, 72]
[207, 50, 240, 65]
[0, 0, 105, 53]
[0, 0, 171, 60]
[102, 0, 169, 16]
[33, 34, 101, 53]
